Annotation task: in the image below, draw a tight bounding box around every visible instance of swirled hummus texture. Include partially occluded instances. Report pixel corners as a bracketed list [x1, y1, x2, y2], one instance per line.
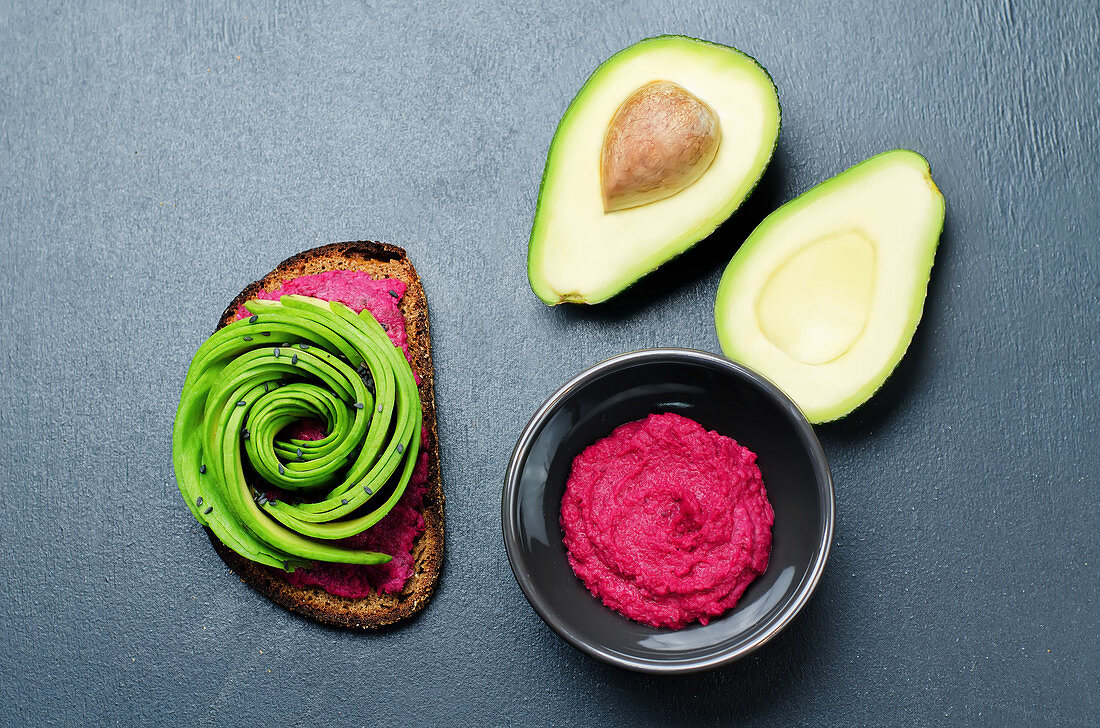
[561, 413, 773, 629]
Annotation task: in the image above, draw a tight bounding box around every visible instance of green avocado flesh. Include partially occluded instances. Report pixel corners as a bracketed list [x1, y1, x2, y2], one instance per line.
[715, 149, 945, 423]
[172, 295, 422, 570]
[528, 35, 781, 305]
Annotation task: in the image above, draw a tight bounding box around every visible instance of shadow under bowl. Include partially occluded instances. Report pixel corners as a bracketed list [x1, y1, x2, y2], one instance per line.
[502, 348, 834, 674]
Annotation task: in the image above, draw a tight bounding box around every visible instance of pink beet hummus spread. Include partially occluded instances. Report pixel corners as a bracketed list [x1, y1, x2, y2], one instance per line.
[560, 413, 774, 629]
[233, 270, 429, 597]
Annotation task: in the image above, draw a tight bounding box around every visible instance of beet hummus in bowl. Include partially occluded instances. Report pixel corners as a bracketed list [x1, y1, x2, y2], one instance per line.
[501, 349, 833, 674]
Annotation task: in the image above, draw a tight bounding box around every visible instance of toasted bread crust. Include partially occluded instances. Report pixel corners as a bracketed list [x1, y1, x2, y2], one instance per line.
[205, 241, 443, 628]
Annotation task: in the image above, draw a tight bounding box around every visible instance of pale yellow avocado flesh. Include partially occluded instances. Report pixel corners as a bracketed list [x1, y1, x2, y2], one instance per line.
[528, 36, 781, 305]
[715, 150, 945, 423]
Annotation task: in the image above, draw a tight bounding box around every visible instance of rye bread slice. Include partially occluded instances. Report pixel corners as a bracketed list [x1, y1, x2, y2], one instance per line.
[204, 241, 444, 628]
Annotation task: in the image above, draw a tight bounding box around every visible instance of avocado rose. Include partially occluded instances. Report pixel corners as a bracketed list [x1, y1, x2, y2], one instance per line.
[172, 294, 421, 570]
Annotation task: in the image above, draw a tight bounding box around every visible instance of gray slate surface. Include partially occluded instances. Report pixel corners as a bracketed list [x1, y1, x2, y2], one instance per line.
[1, 1, 1096, 726]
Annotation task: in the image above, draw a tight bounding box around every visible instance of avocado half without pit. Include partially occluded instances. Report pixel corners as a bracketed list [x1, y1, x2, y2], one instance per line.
[715, 150, 946, 424]
[527, 35, 781, 305]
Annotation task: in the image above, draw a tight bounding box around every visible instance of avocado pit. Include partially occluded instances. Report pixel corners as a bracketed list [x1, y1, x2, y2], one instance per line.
[600, 80, 722, 212]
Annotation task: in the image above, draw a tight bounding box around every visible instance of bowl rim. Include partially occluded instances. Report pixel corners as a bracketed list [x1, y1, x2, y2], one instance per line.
[501, 347, 835, 674]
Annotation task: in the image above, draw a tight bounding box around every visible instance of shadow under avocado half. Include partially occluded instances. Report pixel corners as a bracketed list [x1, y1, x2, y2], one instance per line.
[541, 144, 947, 430]
[545, 143, 790, 324]
[816, 215, 952, 437]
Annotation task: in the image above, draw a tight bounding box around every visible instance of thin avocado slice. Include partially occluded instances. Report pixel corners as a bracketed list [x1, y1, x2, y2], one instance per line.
[715, 149, 945, 424]
[172, 296, 422, 570]
[528, 35, 781, 305]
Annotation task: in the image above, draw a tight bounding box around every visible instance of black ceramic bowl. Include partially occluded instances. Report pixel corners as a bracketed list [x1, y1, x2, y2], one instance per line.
[502, 348, 834, 674]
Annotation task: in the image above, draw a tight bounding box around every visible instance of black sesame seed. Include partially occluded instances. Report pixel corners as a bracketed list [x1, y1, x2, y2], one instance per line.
[242, 428, 250, 440]
[249, 315, 258, 324]
[353, 402, 364, 409]
[363, 486, 372, 494]
[262, 331, 271, 337]
[388, 290, 399, 298]
[282, 342, 290, 347]
[263, 382, 269, 393]
[273, 348, 280, 358]
[291, 353, 298, 365]
[380, 323, 389, 331]
[341, 499, 348, 506]
[237, 400, 246, 407]
[196, 496, 203, 506]
[278, 463, 285, 475]
[299, 343, 309, 350]
[203, 506, 213, 515]
[199, 464, 206, 474]
[296, 447, 303, 458]
[283, 561, 289, 571]
[243, 335, 253, 342]
[396, 443, 404, 454]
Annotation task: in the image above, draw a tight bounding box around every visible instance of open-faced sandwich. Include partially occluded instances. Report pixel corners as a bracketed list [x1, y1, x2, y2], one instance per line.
[172, 241, 443, 628]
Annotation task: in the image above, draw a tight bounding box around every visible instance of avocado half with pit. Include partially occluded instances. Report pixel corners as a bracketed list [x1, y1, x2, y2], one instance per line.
[527, 35, 781, 305]
[715, 149, 945, 423]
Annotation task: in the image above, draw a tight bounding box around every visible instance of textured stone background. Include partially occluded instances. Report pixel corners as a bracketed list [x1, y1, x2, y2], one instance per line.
[1, 1, 1096, 725]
